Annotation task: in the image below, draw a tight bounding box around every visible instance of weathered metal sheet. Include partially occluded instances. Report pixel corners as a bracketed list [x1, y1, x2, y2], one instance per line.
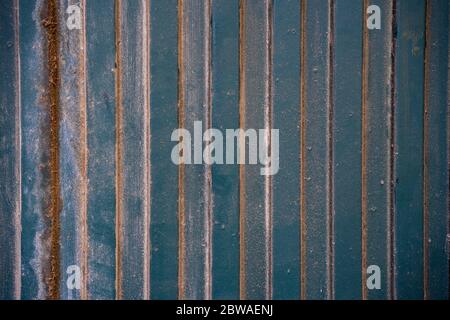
[0, 0, 448, 300]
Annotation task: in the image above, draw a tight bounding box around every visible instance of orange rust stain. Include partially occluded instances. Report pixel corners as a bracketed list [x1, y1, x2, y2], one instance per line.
[238, 0, 246, 300]
[42, 0, 61, 300]
[79, 0, 88, 300]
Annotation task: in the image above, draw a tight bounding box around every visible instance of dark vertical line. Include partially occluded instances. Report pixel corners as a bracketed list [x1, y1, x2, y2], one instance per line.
[177, 0, 186, 300]
[266, 0, 274, 300]
[423, 0, 431, 301]
[299, 0, 307, 300]
[389, 0, 397, 300]
[238, 0, 246, 300]
[205, 0, 213, 300]
[361, 0, 368, 301]
[43, 0, 61, 300]
[328, 0, 335, 301]
[114, 0, 123, 300]
[79, 0, 88, 300]
[14, 0, 21, 300]
[143, 0, 151, 300]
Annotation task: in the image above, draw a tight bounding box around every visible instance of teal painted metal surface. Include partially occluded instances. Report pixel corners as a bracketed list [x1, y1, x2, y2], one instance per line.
[0, 0, 449, 300]
[59, 0, 87, 300]
[240, 0, 272, 300]
[85, 0, 116, 300]
[425, 0, 449, 300]
[302, 0, 332, 300]
[19, 0, 51, 299]
[116, 0, 150, 299]
[333, 0, 363, 300]
[272, 0, 301, 300]
[364, 0, 393, 300]
[211, 0, 240, 300]
[149, 0, 179, 300]
[394, 0, 426, 299]
[0, 0, 20, 299]
[178, 0, 211, 300]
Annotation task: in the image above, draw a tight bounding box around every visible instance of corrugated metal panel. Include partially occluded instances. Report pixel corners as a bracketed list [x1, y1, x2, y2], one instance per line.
[0, 0, 448, 300]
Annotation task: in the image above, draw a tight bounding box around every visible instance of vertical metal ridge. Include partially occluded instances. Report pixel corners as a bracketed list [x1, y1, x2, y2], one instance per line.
[299, 0, 307, 300]
[79, 0, 88, 300]
[361, 0, 369, 301]
[204, 0, 213, 300]
[238, 0, 246, 300]
[327, 0, 335, 301]
[422, 0, 431, 301]
[266, 0, 273, 300]
[143, 0, 151, 300]
[388, 0, 397, 300]
[177, 0, 186, 300]
[14, 0, 22, 300]
[114, 0, 123, 300]
[43, 0, 61, 300]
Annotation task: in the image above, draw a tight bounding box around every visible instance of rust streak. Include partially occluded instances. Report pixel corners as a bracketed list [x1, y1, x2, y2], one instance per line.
[79, 0, 88, 300]
[114, 0, 123, 300]
[238, 0, 246, 300]
[300, 0, 307, 300]
[42, 0, 61, 300]
[177, 0, 186, 300]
